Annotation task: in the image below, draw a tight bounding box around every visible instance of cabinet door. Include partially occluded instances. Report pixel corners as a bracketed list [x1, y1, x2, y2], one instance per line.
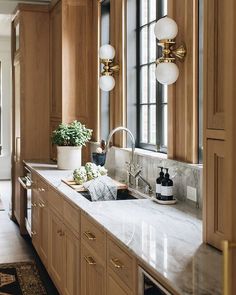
[50, 1, 62, 119]
[48, 210, 64, 292]
[81, 243, 106, 295]
[63, 226, 79, 295]
[107, 271, 132, 295]
[38, 198, 49, 267]
[31, 180, 39, 251]
[206, 139, 230, 249]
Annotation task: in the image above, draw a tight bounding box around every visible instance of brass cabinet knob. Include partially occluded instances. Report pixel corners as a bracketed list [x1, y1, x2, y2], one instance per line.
[84, 256, 96, 265]
[31, 231, 37, 236]
[31, 203, 37, 207]
[83, 231, 96, 241]
[110, 258, 124, 269]
[38, 202, 45, 208]
[38, 188, 46, 192]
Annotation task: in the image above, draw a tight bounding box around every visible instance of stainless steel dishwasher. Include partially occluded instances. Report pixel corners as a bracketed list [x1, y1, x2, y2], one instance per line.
[138, 267, 172, 295]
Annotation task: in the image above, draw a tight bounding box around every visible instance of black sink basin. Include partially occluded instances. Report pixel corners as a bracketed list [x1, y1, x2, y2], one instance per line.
[80, 189, 138, 202]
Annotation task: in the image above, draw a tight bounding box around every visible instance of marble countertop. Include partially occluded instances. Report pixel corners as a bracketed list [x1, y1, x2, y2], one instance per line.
[25, 161, 222, 295]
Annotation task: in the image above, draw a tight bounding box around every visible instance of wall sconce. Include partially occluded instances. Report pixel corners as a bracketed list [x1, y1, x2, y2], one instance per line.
[99, 44, 120, 92]
[154, 16, 187, 85]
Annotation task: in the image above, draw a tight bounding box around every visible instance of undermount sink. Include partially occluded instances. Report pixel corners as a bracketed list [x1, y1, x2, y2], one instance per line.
[80, 189, 139, 202]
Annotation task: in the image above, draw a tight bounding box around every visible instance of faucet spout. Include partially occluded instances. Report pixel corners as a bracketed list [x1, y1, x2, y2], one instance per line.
[106, 127, 135, 164]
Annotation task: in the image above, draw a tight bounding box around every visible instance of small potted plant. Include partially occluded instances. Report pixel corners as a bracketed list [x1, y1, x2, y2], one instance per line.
[52, 121, 92, 170]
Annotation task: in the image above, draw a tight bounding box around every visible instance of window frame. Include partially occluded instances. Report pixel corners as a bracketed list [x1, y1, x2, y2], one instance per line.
[136, 0, 168, 153]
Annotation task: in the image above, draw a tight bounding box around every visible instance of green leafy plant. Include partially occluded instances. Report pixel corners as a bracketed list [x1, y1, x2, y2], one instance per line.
[52, 121, 92, 147]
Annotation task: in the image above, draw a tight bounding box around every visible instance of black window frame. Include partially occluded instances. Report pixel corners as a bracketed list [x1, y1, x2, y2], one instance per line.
[136, 0, 168, 153]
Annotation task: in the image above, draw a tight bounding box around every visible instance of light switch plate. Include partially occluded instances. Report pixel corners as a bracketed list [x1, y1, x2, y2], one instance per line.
[187, 186, 197, 202]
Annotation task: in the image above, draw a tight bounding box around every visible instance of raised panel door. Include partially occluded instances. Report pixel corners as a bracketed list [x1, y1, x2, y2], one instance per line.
[63, 225, 79, 295]
[81, 242, 106, 295]
[48, 210, 64, 292]
[107, 271, 132, 295]
[38, 198, 49, 267]
[50, 1, 62, 119]
[206, 139, 230, 249]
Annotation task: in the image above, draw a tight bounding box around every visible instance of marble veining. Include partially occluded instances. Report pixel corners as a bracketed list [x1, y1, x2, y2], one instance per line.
[25, 161, 222, 295]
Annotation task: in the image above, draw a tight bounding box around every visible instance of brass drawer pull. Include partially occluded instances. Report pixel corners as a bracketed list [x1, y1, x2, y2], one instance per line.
[38, 202, 45, 208]
[84, 256, 96, 265]
[31, 231, 37, 236]
[38, 188, 46, 192]
[83, 231, 96, 241]
[222, 240, 236, 295]
[110, 258, 124, 269]
[31, 203, 37, 207]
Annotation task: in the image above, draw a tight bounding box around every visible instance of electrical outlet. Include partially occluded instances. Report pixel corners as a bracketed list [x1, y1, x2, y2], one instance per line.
[187, 186, 197, 202]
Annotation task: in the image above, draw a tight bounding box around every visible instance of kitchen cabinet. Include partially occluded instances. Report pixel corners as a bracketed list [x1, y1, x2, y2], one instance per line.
[48, 209, 64, 293]
[80, 213, 106, 295]
[81, 242, 106, 295]
[11, 4, 50, 233]
[63, 224, 80, 295]
[107, 272, 132, 295]
[49, 0, 96, 162]
[48, 208, 80, 295]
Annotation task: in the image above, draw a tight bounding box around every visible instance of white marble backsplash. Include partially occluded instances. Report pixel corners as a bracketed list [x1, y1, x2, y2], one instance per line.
[90, 144, 203, 209]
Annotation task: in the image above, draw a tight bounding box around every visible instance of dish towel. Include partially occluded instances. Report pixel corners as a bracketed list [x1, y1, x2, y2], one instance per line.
[83, 175, 117, 201]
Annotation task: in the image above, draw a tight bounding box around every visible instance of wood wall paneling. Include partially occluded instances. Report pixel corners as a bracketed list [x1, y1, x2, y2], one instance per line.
[110, 0, 127, 147]
[168, 0, 198, 163]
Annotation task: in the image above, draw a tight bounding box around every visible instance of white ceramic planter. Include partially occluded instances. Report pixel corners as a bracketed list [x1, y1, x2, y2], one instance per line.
[57, 146, 82, 170]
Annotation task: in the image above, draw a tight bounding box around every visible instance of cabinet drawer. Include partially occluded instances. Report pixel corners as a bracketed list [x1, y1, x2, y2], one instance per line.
[81, 213, 106, 260]
[37, 178, 48, 203]
[107, 238, 134, 290]
[47, 187, 63, 214]
[63, 200, 80, 234]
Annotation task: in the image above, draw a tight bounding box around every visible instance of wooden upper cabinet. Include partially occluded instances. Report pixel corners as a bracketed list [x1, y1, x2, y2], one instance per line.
[50, 1, 62, 120]
[204, 0, 225, 130]
[49, 0, 98, 161]
[205, 139, 230, 249]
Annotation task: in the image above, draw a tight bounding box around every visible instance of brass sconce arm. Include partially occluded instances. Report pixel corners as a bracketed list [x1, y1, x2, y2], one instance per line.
[157, 39, 187, 64]
[101, 59, 120, 76]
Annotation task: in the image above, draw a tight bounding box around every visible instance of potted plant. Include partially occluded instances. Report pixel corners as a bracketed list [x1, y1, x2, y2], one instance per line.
[52, 121, 92, 170]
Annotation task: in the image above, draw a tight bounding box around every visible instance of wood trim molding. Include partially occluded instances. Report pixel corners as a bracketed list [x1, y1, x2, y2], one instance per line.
[167, 0, 199, 163]
[109, 0, 127, 147]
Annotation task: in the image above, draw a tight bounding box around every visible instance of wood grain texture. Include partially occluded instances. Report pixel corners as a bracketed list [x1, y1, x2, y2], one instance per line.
[11, 6, 50, 232]
[110, 0, 127, 148]
[168, 0, 198, 163]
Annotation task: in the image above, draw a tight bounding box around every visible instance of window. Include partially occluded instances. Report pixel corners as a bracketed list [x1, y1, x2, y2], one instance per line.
[137, 0, 168, 153]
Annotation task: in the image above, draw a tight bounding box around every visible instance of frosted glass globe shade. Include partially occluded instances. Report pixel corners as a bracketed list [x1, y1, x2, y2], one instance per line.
[99, 75, 115, 91]
[99, 44, 115, 60]
[154, 17, 178, 40]
[155, 62, 179, 85]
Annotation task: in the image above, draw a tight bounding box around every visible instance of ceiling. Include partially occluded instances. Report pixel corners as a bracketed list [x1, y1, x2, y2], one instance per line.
[0, 0, 50, 36]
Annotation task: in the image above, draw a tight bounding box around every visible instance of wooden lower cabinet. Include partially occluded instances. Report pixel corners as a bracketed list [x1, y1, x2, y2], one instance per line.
[38, 198, 49, 267]
[81, 242, 106, 295]
[63, 225, 80, 295]
[107, 271, 133, 295]
[48, 209, 80, 295]
[48, 210, 64, 293]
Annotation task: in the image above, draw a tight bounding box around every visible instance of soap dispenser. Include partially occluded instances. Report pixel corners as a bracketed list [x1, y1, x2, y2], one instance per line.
[160, 168, 173, 201]
[156, 167, 164, 199]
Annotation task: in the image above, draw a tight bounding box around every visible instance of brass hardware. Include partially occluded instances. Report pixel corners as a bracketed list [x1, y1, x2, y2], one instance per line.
[38, 202, 45, 208]
[31, 231, 37, 236]
[100, 59, 120, 77]
[84, 256, 96, 265]
[222, 240, 236, 295]
[110, 258, 124, 269]
[38, 188, 46, 192]
[156, 39, 187, 64]
[83, 231, 96, 241]
[31, 203, 37, 207]
[57, 229, 62, 235]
